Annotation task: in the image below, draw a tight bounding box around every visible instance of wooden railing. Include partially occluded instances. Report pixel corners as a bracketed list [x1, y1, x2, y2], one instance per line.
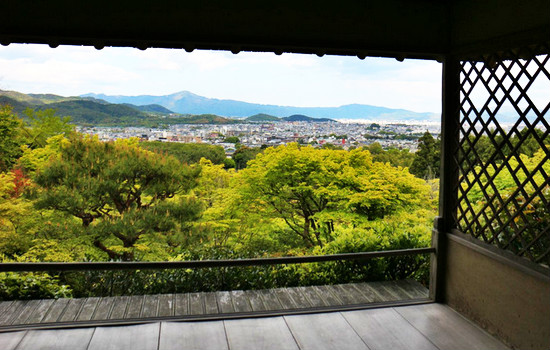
[0, 247, 435, 272]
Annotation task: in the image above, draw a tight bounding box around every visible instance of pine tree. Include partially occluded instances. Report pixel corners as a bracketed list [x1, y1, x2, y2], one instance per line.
[33, 135, 201, 260]
[410, 131, 440, 179]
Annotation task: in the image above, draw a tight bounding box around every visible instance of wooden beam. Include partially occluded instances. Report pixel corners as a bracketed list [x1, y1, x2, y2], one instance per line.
[431, 57, 461, 302]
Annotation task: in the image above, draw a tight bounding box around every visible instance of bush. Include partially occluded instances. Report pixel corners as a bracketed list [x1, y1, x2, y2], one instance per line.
[0, 272, 72, 300]
[58, 223, 432, 297]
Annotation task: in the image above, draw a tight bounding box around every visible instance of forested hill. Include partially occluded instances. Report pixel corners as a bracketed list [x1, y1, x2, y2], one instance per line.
[0, 90, 242, 126]
[245, 113, 282, 122]
[0, 94, 157, 126]
[122, 103, 174, 114]
[0, 90, 339, 127]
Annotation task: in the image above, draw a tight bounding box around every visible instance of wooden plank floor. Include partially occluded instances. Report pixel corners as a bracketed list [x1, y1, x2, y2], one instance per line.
[0, 279, 428, 330]
[0, 304, 510, 350]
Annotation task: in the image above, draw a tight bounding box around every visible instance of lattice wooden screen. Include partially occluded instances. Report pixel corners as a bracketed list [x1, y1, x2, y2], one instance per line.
[456, 44, 550, 267]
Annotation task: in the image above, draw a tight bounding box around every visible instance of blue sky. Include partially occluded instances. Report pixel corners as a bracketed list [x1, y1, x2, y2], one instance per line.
[0, 44, 442, 113]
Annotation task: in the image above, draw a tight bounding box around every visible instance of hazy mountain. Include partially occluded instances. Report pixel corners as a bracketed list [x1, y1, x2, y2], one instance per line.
[82, 91, 438, 121]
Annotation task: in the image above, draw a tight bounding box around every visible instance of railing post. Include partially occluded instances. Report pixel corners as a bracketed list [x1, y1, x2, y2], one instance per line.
[430, 57, 461, 302]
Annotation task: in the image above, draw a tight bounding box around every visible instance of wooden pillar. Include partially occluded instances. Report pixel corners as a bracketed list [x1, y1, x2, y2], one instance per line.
[430, 57, 461, 302]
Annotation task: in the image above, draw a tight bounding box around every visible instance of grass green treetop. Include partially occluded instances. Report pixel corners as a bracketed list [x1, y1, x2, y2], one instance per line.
[239, 143, 431, 248]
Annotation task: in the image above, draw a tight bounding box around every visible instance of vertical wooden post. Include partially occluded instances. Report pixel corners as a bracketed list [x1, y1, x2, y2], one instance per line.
[430, 57, 461, 302]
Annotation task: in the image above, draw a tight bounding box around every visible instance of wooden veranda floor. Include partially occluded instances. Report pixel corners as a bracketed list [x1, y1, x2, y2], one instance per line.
[0, 280, 428, 330]
[0, 303, 509, 350]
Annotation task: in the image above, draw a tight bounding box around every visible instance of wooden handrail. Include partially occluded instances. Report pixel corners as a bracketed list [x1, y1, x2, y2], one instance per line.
[0, 247, 435, 272]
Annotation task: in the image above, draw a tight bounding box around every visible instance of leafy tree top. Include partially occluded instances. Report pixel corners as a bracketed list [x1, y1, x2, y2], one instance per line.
[410, 131, 440, 179]
[238, 143, 430, 247]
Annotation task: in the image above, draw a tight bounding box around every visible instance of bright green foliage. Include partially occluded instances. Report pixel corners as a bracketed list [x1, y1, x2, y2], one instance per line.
[0, 106, 24, 171]
[410, 131, 440, 179]
[58, 210, 433, 296]
[0, 171, 34, 256]
[33, 135, 202, 260]
[0, 107, 73, 171]
[317, 209, 433, 281]
[20, 109, 74, 149]
[0, 110, 440, 298]
[465, 149, 549, 204]
[0, 168, 86, 260]
[238, 143, 431, 248]
[0, 271, 72, 300]
[193, 159, 234, 208]
[0, 171, 15, 199]
[364, 142, 415, 168]
[140, 141, 226, 164]
[364, 142, 384, 155]
[17, 135, 69, 175]
[191, 159, 249, 249]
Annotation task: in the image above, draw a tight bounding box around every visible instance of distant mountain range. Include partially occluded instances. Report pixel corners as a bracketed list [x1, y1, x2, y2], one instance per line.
[0, 89, 438, 127]
[82, 91, 438, 121]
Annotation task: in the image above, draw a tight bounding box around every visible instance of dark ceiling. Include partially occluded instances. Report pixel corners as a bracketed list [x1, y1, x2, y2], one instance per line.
[0, 0, 549, 60]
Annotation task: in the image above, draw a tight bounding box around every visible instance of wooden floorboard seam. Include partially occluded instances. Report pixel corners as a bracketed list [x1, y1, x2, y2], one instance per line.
[268, 288, 286, 309]
[30, 299, 55, 324]
[156, 322, 163, 350]
[60, 298, 82, 323]
[391, 306, 443, 350]
[84, 327, 98, 350]
[7, 329, 27, 350]
[282, 315, 303, 350]
[44, 299, 68, 323]
[221, 320, 231, 350]
[338, 311, 380, 350]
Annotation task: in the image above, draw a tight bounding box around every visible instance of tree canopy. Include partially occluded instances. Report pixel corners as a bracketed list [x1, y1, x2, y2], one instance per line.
[33, 135, 201, 260]
[238, 143, 431, 247]
[0, 106, 24, 171]
[140, 141, 226, 165]
[232, 145, 262, 170]
[410, 131, 440, 179]
[0, 106, 440, 298]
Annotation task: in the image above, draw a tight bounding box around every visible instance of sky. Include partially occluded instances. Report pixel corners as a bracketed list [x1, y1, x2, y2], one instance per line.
[0, 44, 442, 114]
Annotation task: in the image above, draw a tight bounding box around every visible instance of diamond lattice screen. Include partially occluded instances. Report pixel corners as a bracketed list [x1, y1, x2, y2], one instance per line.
[456, 45, 550, 267]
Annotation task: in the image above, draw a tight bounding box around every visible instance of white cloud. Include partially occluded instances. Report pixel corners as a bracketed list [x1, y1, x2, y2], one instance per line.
[0, 55, 139, 95]
[0, 44, 443, 113]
